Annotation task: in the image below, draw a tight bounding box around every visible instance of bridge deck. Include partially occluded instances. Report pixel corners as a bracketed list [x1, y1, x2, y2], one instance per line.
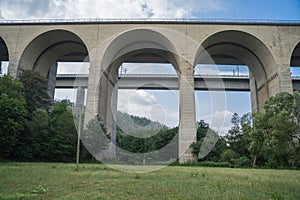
[55, 74, 300, 91]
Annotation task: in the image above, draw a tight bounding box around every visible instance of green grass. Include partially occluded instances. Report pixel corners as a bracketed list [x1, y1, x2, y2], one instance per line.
[0, 162, 299, 200]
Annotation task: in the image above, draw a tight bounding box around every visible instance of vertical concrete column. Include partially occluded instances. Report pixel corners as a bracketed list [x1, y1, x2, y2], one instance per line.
[7, 50, 20, 78]
[277, 63, 293, 93]
[109, 79, 118, 158]
[0, 61, 2, 75]
[103, 62, 121, 159]
[257, 84, 269, 111]
[178, 63, 197, 163]
[85, 58, 102, 124]
[103, 69, 118, 159]
[47, 62, 58, 100]
[75, 86, 85, 116]
[249, 71, 259, 112]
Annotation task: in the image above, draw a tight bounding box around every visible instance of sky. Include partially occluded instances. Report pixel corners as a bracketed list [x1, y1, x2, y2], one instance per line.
[0, 0, 300, 20]
[1, 0, 300, 134]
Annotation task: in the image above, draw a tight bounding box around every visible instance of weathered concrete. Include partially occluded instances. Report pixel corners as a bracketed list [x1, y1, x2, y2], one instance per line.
[178, 63, 197, 163]
[1, 20, 299, 163]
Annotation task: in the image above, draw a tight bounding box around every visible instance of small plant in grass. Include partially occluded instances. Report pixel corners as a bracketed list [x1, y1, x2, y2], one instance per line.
[190, 171, 199, 177]
[32, 185, 47, 194]
[133, 174, 141, 179]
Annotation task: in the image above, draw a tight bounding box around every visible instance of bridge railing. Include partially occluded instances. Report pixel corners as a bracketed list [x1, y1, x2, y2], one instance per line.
[56, 73, 251, 78]
[55, 73, 300, 80]
[1, 18, 300, 25]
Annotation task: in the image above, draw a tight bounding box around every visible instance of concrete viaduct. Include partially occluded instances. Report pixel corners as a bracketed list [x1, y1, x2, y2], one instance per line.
[55, 73, 300, 91]
[0, 19, 300, 163]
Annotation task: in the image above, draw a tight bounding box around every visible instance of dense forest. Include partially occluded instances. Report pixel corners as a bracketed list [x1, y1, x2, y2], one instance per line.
[0, 71, 299, 168]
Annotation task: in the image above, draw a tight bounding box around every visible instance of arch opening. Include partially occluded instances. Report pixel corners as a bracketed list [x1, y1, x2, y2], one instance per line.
[18, 30, 89, 102]
[0, 37, 9, 76]
[195, 30, 277, 114]
[290, 42, 300, 91]
[194, 64, 251, 136]
[102, 49, 180, 161]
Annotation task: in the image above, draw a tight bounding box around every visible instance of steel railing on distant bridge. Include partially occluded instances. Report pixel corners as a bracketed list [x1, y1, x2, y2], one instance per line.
[55, 73, 300, 79]
[56, 73, 251, 78]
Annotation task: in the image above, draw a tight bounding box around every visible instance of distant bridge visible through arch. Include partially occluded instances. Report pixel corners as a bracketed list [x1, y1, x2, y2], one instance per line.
[1, 19, 300, 163]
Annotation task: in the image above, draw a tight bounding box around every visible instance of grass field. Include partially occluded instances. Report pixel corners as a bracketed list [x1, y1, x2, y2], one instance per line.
[0, 163, 299, 200]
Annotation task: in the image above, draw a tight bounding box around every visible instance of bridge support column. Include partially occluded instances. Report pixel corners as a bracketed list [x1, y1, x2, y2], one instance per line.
[178, 64, 197, 164]
[104, 68, 118, 159]
[75, 86, 85, 114]
[249, 71, 259, 112]
[47, 63, 58, 100]
[276, 63, 293, 93]
[7, 57, 19, 78]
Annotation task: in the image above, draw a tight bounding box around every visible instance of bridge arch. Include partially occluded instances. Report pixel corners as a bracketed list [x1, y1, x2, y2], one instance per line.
[85, 28, 185, 162]
[18, 29, 89, 77]
[195, 30, 278, 111]
[101, 28, 180, 129]
[17, 29, 89, 99]
[0, 36, 9, 74]
[100, 28, 180, 73]
[87, 28, 181, 118]
[290, 41, 300, 91]
[290, 42, 300, 67]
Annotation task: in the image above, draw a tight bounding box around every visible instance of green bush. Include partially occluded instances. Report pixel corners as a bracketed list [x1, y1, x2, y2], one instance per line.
[234, 156, 251, 167]
[197, 161, 232, 168]
[220, 149, 239, 164]
[178, 161, 232, 168]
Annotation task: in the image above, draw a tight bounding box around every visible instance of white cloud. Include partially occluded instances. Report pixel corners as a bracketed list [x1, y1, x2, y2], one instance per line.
[0, 0, 228, 20]
[118, 89, 156, 115]
[130, 90, 157, 105]
[118, 90, 179, 127]
[203, 110, 233, 135]
[0, 10, 4, 19]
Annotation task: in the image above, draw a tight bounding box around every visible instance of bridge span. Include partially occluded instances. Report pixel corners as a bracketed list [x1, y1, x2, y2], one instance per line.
[55, 74, 300, 91]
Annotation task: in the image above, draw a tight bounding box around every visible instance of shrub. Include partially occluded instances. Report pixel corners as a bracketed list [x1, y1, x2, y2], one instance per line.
[234, 156, 251, 167]
[220, 149, 239, 164]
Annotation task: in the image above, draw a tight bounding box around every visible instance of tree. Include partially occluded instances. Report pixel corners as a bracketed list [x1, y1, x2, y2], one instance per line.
[293, 92, 300, 166]
[0, 94, 27, 158]
[249, 92, 300, 168]
[225, 113, 251, 158]
[264, 92, 294, 117]
[49, 100, 78, 162]
[191, 120, 227, 162]
[14, 70, 51, 160]
[225, 113, 241, 153]
[27, 109, 51, 161]
[16, 109, 51, 161]
[264, 92, 299, 167]
[18, 70, 51, 114]
[81, 115, 110, 160]
[248, 113, 266, 166]
[0, 75, 27, 158]
[220, 149, 239, 164]
[0, 74, 24, 99]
